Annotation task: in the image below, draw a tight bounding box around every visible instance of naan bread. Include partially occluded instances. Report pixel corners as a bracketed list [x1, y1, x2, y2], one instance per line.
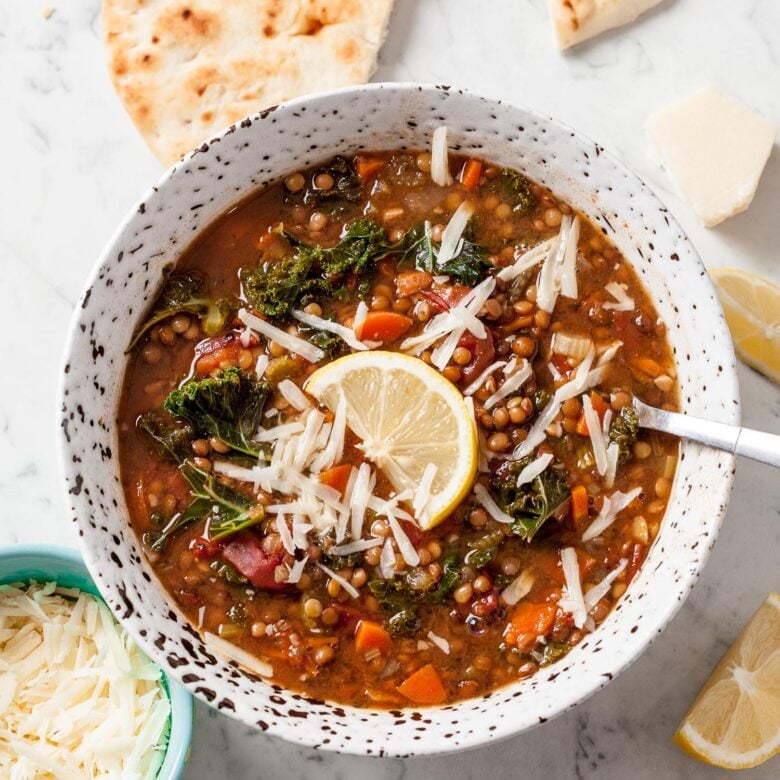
[548, 0, 665, 49]
[103, 0, 395, 165]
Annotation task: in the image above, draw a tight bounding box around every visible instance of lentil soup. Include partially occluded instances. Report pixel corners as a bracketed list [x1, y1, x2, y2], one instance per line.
[119, 141, 678, 708]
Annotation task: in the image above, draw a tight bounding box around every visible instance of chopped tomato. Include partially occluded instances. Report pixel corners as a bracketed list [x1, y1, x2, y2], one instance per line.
[459, 159, 484, 190]
[504, 603, 557, 646]
[194, 333, 244, 374]
[550, 353, 572, 377]
[395, 270, 433, 297]
[400, 519, 426, 548]
[419, 288, 451, 313]
[397, 664, 447, 704]
[458, 329, 496, 384]
[355, 311, 413, 342]
[222, 533, 286, 590]
[354, 620, 392, 654]
[354, 155, 385, 181]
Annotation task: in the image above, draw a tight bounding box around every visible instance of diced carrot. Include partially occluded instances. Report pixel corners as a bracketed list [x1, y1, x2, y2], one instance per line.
[630, 356, 665, 378]
[354, 155, 384, 181]
[354, 620, 392, 654]
[570, 485, 589, 526]
[576, 391, 610, 436]
[589, 391, 610, 419]
[459, 158, 483, 190]
[355, 311, 413, 342]
[317, 464, 352, 495]
[395, 270, 433, 297]
[397, 664, 447, 705]
[504, 603, 558, 646]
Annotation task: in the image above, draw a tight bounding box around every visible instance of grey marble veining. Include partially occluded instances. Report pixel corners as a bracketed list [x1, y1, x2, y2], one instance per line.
[1, 0, 778, 777]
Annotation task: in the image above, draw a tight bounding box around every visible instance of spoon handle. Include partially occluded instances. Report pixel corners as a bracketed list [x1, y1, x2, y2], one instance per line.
[633, 400, 780, 469]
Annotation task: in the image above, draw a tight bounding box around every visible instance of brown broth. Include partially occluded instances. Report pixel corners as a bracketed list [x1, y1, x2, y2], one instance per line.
[118, 150, 678, 708]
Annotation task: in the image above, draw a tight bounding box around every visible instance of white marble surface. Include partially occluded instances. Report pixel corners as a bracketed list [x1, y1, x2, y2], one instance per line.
[1, 0, 778, 776]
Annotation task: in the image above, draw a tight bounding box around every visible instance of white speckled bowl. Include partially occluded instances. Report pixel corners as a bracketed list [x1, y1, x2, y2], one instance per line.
[58, 84, 739, 757]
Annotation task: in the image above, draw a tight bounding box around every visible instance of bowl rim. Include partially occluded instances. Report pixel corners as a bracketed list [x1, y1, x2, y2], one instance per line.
[58, 81, 739, 757]
[0, 543, 193, 779]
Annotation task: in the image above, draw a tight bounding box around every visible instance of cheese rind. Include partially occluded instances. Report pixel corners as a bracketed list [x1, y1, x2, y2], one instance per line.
[646, 86, 777, 227]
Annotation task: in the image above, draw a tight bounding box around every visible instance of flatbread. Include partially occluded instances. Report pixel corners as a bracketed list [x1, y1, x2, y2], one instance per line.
[548, 0, 665, 49]
[103, 0, 395, 165]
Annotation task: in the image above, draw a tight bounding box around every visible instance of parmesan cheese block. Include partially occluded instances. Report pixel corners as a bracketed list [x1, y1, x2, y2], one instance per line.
[646, 86, 777, 227]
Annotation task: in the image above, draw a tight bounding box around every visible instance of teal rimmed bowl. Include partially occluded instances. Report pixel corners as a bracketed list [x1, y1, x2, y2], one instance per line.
[0, 545, 193, 779]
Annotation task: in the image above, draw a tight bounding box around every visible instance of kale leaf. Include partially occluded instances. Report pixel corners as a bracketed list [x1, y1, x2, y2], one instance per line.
[541, 641, 571, 666]
[144, 461, 263, 552]
[137, 409, 195, 462]
[241, 219, 389, 321]
[283, 156, 363, 214]
[394, 221, 491, 286]
[491, 456, 571, 541]
[609, 406, 640, 463]
[163, 367, 270, 458]
[494, 169, 537, 217]
[128, 270, 231, 351]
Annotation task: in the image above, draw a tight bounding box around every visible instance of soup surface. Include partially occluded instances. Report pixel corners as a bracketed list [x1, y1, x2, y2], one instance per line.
[119, 145, 678, 708]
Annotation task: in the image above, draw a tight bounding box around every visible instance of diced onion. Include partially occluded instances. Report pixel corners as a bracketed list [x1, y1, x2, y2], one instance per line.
[431, 125, 453, 186]
[500, 569, 535, 606]
[239, 308, 324, 363]
[204, 632, 273, 678]
[551, 332, 593, 361]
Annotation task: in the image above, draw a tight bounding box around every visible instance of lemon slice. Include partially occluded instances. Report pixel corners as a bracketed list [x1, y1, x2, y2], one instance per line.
[710, 268, 780, 383]
[305, 351, 477, 529]
[675, 592, 780, 769]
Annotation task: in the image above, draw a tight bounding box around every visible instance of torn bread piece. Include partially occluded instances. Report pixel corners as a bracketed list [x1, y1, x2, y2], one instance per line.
[646, 86, 777, 227]
[548, 0, 664, 49]
[103, 0, 395, 165]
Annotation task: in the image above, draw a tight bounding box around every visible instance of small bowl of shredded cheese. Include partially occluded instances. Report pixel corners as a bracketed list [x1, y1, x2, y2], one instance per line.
[0, 545, 192, 779]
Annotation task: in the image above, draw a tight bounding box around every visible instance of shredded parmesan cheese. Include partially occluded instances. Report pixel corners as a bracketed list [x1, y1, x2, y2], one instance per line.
[514, 453, 554, 487]
[379, 538, 397, 579]
[582, 487, 642, 542]
[582, 394, 608, 475]
[328, 538, 384, 556]
[0, 582, 171, 779]
[496, 237, 556, 282]
[584, 559, 629, 612]
[431, 126, 453, 186]
[412, 462, 438, 521]
[437, 200, 475, 267]
[603, 282, 635, 312]
[238, 308, 324, 363]
[292, 309, 378, 352]
[426, 630, 450, 655]
[353, 300, 369, 339]
[500, 570, 535, 606]
[462, 360, 508, 396]
[277, 379, 312, 412]
[317, 564, 359, 599]
[204, 632, 273, 678]
[558, 547, 587, 628]
[286, 555, 309, 585]
[483, 361, 532, 409]
[473, 483, 513, 524]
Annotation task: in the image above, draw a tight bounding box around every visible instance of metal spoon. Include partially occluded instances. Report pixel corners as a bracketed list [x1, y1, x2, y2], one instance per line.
[632, 397, 780, 469]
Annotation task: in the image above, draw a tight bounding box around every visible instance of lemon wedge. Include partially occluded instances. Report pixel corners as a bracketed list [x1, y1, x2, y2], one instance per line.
[675, 592, 780, 769]
[710, 268, 780, 384]
[305, 351, 477, 529]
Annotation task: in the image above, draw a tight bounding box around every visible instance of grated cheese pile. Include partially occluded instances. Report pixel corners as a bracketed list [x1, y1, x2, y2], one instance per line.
[0, 581, 170, 780]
